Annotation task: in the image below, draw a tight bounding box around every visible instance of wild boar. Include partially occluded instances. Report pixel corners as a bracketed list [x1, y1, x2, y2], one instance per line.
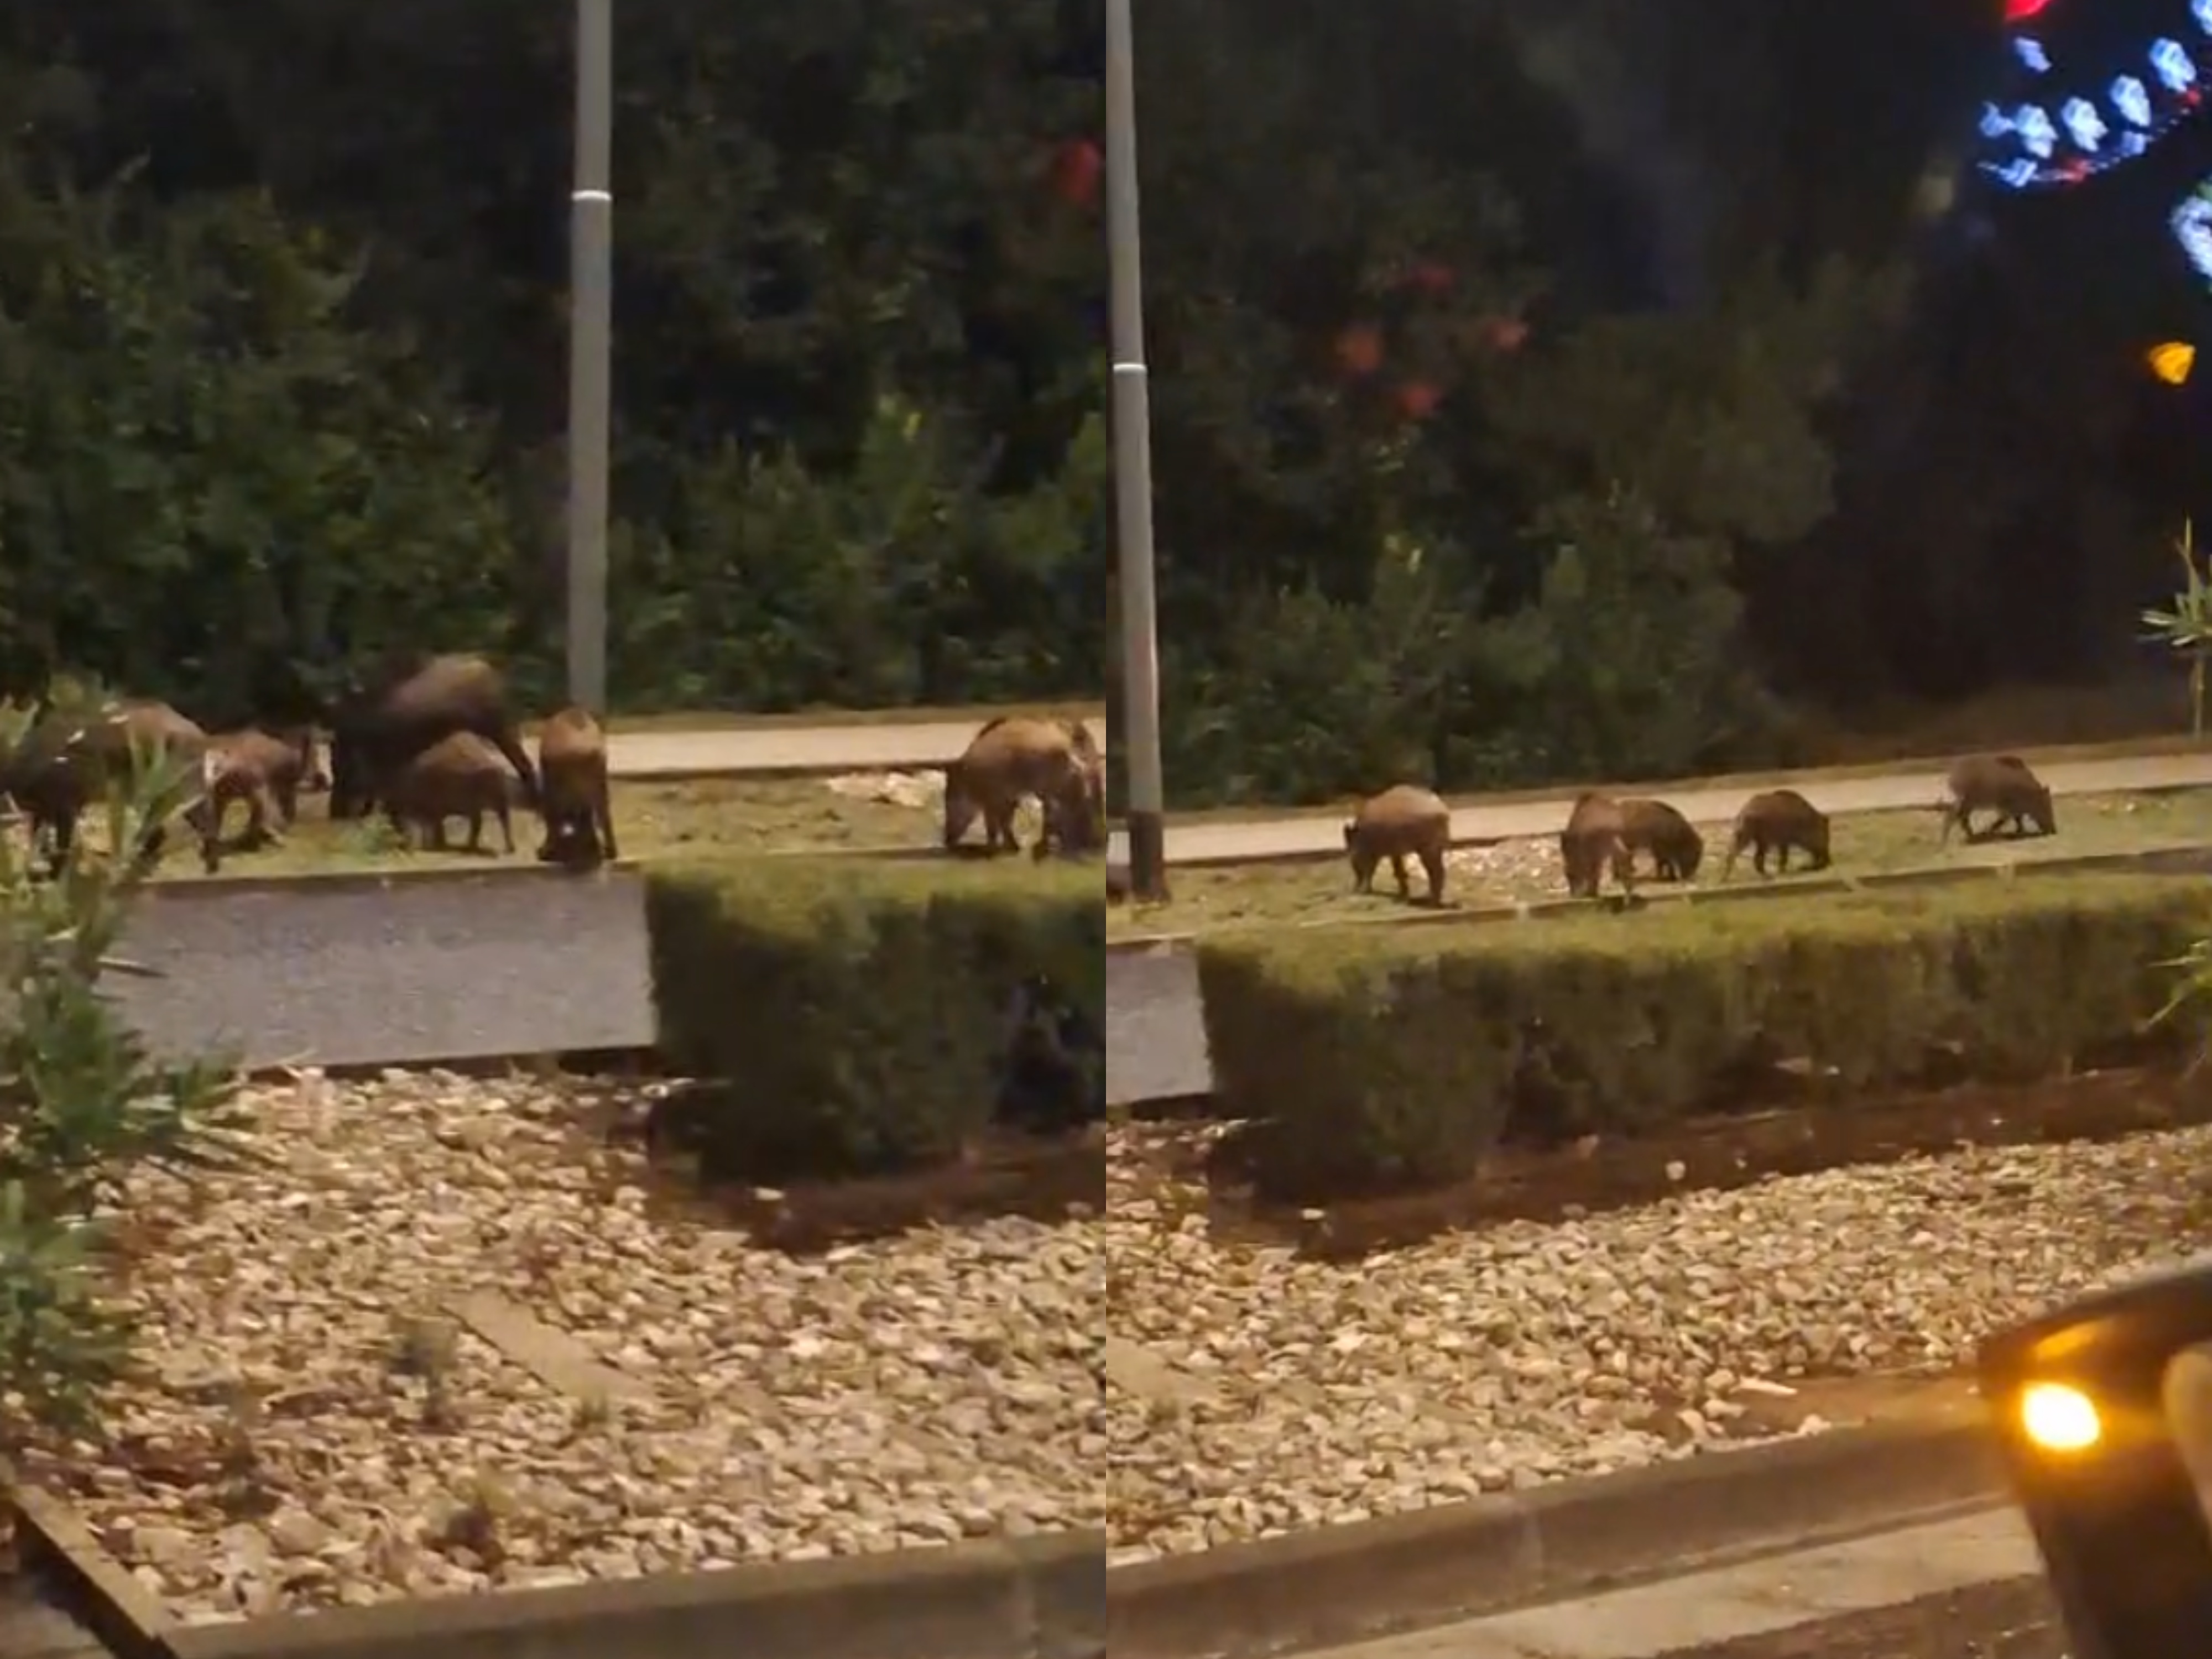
[945, 716, 1097, 855]
[1722, 789, 1832, 879]
[536, 706, 617, 867]
[1940, 754, 2056, 845]
[1343, 784, 1451, 904]
[1559, 791, 1637, 900]
[380, 732, 520, 854]
[328, 653, 537, 820]
[1618, 797, 1704, 882]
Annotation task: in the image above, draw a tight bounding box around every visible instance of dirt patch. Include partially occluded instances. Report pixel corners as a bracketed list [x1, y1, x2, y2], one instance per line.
[598, 1109, 1104, 1256]
[1125, 1065, 2212, 1261]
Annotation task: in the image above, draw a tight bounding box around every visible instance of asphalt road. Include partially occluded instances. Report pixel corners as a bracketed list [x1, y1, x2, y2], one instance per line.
[607, 713, 1108, 778]
[1103, 749, 2212, 1104]
[1652, 1577, 2059, 1659]
[108, 873, 653, 1070]
[1110, 747, 2212, 866]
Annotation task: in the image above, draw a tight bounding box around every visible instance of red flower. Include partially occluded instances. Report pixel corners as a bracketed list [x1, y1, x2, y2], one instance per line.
[1396, 381, 1441, 420]
[1052, 139, 1101, 207]
[1335, 325, 1385, 377]
[1406, 260, 1455, 296]
[1484, 316, 1530, 353]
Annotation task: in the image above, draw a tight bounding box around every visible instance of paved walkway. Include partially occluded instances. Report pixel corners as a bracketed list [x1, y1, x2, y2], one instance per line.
[1300, 1506, 2043, 1659]
[606, 713, 1109, 779]
[1114, 749, 2212, 867]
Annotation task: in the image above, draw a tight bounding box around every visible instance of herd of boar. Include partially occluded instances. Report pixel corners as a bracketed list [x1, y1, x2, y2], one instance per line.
[1342, 752, 2060, 907]
[0, 653, 616, 878]
[0, 649, 1107, 879]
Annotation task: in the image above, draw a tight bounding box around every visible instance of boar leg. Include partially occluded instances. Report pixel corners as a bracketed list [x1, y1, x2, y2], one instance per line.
[594, 781, 618, 862]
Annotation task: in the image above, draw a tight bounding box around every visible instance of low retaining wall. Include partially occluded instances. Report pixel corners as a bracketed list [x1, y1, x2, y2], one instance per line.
[15, 1400, 2001, 1659]
[11, 1487, 1101, 1659]
[1105, 1397, 2002, 1659]
[143, 858, 643, 904]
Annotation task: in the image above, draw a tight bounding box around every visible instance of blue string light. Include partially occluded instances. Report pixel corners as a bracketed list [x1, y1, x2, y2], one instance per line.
[2173, 178, 2212, 279]
[1979, 0, 2212, 190]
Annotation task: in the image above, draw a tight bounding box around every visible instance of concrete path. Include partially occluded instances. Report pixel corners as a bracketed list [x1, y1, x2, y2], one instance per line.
[606, 713, 1108, 779]
[1112, 748, 2212, 867]
[1298, 1506, 2046, 1659]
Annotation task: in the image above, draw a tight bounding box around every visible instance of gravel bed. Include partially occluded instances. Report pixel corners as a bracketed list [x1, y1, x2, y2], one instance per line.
[13, 1070, 1104, 1622]
[1102, 1119, 2212, 1561]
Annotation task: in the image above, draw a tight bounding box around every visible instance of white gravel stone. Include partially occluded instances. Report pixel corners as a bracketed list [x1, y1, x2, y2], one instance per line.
[1101, 1118, 2212, 1559]
[16, 1069, 1104, 1618]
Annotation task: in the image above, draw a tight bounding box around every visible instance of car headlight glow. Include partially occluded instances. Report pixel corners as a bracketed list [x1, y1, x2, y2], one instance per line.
[2021, 1380, 2103, 1453]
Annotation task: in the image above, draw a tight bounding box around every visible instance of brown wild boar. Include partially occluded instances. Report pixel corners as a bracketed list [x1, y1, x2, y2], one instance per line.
[1343, 784, 1451, 904]
[1032, 722, 1107, 859]
[1559, 791, 1637, 900]
[536, 706, 618, 866]
[328, 652, 537, 819]
[201, 739, 291, 852]
[1940, 754, 2056, 845]
[1722, 789, 1832, 879]
[381, 733, 520, 854]
[1617, 797, 1703, 881]
[944, 716, 1097, 855]
[206, 727, 320, 841]
[3, 700, 221, 876]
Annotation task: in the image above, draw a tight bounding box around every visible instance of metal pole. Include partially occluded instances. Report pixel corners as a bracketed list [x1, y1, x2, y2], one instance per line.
[1105, 0, 1169, 899]
[565, 0, 614, 716]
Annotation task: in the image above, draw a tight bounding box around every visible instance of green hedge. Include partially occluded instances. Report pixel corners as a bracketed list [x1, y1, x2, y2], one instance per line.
[1197, 877, 2212, 1202]
[645, 856, 1101, 1178]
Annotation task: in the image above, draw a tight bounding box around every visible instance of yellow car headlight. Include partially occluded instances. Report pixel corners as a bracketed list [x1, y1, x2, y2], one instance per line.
[2021, 1381, 2103, 1453]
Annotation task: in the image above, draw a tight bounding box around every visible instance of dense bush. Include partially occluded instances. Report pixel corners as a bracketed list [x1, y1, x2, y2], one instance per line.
[1198, 877, 2212, 1202]
[644, 855, 1100, 1179]
[0, 709, 243, 1432]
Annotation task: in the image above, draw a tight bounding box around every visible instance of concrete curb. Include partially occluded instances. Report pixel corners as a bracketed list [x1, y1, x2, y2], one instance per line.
[9, 1488, 1102, 1659]
[1103, 839, 2212, 956]
[1105, 1406, 2002, 1659]
[140, 858, 645, 903]
[12, 1486, 179, 1659]
[137, 837, 1044, 896]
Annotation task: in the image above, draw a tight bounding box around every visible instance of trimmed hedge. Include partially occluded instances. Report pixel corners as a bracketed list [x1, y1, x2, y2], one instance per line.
[645, 856, 1101, 1178]
[1197, 876, 2212, 1202]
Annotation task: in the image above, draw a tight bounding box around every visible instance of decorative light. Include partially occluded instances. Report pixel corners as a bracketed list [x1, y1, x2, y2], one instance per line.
[1980, 3, 2212, 190]
[2172, 177, 2212, 282]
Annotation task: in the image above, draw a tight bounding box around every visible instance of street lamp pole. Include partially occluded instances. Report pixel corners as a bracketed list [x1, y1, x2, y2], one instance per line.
[1105, 0, 1168, 898]
[566, 0, 614, 714]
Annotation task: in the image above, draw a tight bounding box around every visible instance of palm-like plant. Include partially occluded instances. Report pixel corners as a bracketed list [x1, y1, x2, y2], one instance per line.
[2142, 519, 2212, 739]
